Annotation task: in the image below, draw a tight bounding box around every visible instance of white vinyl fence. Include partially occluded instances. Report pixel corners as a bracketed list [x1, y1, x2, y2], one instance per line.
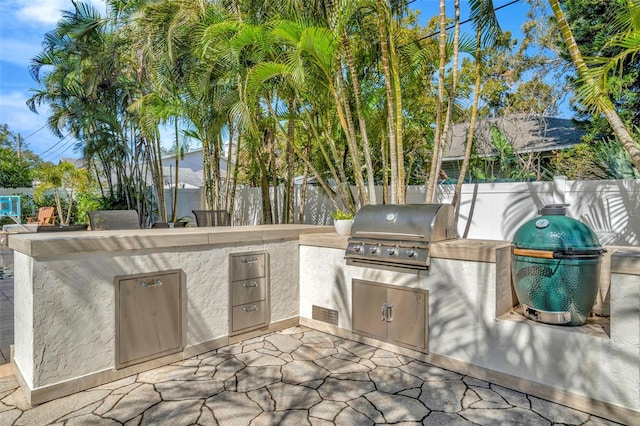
[205, 176, 640, 246]
[5, 177, 639, 245]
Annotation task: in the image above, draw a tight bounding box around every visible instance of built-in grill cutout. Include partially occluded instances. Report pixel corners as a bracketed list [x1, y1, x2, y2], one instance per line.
[345, 204, 457, 272]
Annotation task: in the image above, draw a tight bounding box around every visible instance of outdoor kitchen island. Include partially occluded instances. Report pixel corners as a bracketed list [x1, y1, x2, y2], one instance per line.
[299, 234, 640, 425]
[8, 225, 332, 405]
[7, 227, 640, 424]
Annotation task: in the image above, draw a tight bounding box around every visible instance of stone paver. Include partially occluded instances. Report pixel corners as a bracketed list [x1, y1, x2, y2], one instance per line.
[0, 301, 629, 426]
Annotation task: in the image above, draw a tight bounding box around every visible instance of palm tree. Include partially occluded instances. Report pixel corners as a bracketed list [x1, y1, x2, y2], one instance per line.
[34, 161, 92, 225]
[548, 0, 640, 171]
[452, 0, 504, 209]
[28, 2, 138, 208]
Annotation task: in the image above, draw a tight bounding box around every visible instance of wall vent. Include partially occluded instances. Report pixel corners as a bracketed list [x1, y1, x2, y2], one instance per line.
[312, 305, 338, 326]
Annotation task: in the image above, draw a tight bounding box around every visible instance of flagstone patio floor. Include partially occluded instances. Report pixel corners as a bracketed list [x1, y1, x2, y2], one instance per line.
[0, 326, 624, 425]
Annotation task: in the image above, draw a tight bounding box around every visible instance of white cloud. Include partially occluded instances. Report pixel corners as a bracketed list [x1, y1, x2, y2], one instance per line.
[0, 38, 42, 68]
[16, 0, 69, 25]
[11, 0, 106, 26]
[0, 91, 45, 133]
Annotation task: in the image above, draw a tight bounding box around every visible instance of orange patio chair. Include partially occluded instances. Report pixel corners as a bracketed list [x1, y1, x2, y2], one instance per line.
[26, 206, 56, 225]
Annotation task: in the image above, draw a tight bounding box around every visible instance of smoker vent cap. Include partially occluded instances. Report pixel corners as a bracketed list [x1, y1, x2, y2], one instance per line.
[538, 204, 569, 216]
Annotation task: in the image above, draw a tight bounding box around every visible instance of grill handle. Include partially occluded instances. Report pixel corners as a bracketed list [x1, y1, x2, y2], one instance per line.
[513, 248, 554, 259]
[513, 247, 604, 260]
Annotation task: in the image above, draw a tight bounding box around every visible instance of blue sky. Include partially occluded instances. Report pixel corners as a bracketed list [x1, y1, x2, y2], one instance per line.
[0, 0, 107, 162]
[0, 0, 559, 162]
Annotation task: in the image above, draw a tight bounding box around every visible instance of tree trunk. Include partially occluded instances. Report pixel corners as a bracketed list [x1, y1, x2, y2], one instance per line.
[224, 119, 235, 210]
[229, 130, 241, 219]
[259, 130, 273, 225]
[298, 139, 311, 224]
[335, 67, 367, 207]
[437, 0, 460, 189]
[377, 0, 399, 204]
[343, 29, 377, 205]
[426, 0, 448, 203]
[453, 18, 483, 209]
[171, 119, 179, 223]
[549, 0, 640, 171]
[285, 98, 296, 223]
[388, 13, 405, 204]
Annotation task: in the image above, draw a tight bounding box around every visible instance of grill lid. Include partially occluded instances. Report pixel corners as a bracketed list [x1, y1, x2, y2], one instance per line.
[350, 204, 457, 242]
[512, 204, 603, 255]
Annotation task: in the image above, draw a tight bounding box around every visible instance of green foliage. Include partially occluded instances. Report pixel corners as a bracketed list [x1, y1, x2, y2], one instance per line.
[549, 143, 605, 180]
[559, 0, 640, 131]
[0, 148, 33, 188]
[34, 161, 95, 225]
[549, 135, 640, 180]
[330, 208, 354, 220]
[593, 137, 640, 179]
[0, 124, 42, 188]
[74, 192, 103, 225]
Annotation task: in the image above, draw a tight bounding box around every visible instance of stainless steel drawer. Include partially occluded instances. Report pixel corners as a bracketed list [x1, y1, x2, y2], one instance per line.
[231, 300, 268, 332]
[230, 253, 266, 281]
[232, 277, 267, 306]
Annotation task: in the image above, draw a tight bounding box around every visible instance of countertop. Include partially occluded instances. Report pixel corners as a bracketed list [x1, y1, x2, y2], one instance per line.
[298, 233, 512, 263]
[9, 225, 334, 259]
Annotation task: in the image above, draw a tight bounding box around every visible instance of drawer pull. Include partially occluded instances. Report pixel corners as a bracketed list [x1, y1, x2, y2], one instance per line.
[241, 257, 258, 264]
[243, 281, 258, 288]
[139, 279, 162, 288]
[243, 304, 259, 312]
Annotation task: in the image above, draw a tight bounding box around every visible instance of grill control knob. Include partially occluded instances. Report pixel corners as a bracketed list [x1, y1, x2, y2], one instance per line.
[353, 245, 362, 253]
[386, 247, 396, 256]
[406, 249, 416, 258]
[369, 246, 379, 254]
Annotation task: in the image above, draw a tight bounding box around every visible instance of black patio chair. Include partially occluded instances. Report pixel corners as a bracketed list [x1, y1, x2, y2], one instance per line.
[192, 210, 231, 227]
[88, 210, 140, 230]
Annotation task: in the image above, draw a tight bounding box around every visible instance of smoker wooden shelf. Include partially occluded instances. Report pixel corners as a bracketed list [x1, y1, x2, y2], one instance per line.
[229, 251, 270, 336]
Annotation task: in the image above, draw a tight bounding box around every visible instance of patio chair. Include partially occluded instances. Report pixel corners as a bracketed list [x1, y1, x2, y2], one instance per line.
[151, 221, 188, 228]
[88, 210, 140, 230]
[192, 210, 231, 227]
[26, 206, 56, 225]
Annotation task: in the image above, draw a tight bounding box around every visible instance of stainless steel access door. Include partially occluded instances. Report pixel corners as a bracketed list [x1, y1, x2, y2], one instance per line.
[116, 270, 183, 368]
[352, 280, 388, 340]
[352, 279, 428, 352]
[386, 286, 428, 350]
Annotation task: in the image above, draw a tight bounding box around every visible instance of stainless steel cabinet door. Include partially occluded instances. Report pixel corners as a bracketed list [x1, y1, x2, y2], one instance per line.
[386, 286, 427, 350]
[352, 280, 388, 340]
[117, 271, 182, 368]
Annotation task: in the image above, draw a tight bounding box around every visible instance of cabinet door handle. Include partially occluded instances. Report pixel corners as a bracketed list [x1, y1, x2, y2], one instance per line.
[243, 304, 259, 312]
[139, 279, 162, 288]
[241, 257, 258, 264]
[385, 304, 394, 322]
[243, 281, 258, 288]
[381, 303, 393, 322]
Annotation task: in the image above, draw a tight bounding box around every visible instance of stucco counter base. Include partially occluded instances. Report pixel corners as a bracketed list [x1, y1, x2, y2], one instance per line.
[10, 225, 331, 405]
[299, 235, 640, 425]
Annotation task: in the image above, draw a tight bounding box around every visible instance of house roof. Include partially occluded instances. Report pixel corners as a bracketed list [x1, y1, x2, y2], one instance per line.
[161, 166, 203, 188]
[444, 115, 585, 161]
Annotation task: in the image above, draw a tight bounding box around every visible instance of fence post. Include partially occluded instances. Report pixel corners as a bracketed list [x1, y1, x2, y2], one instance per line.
[553, 175, 567, 204]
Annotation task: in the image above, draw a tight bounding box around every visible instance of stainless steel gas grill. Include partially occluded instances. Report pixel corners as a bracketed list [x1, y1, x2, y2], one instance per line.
[345, 204, 458, 272]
